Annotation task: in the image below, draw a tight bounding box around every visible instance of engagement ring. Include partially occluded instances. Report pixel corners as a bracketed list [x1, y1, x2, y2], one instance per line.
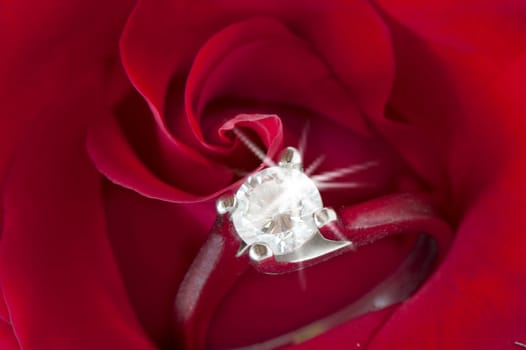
[175, 141, 452, 350]
[216, 146, 353, 274]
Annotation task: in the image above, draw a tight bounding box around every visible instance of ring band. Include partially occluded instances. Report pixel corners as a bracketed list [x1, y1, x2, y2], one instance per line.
[174, 193, 452, 349]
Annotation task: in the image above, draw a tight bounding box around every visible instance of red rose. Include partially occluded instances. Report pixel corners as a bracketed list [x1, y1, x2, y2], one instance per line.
[1, 1, 526, 349]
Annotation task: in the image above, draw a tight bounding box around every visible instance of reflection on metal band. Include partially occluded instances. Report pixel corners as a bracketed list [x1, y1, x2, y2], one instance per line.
[227, 234, 437, 350]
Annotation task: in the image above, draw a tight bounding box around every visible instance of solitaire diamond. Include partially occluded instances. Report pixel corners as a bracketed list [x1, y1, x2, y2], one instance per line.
[231, 166, 323, 255]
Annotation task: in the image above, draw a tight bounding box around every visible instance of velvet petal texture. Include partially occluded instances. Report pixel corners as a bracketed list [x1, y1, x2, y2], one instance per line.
[89, 0, 395, 203]
[369, 167, 526, 349]
[1, 0, 526, 349]
[108, 2, 413, 347]
[1, 102, 156, 349]
[0, 1, 139, 348]
[0, 0, 135, 187]
[359, 3, 526, 349]
[102, 183, 215, 347]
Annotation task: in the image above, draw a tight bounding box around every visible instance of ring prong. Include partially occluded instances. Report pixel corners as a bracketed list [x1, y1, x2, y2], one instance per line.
[313, 207, 338, 228]
[236, 242, 249, 257]
[249, 243, 273, 262]
[216, 195, 236, 215]
[278, 147, 302, 170]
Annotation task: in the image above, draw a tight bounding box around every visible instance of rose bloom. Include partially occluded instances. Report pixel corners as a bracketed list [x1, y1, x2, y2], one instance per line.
[1, 0, 526, 349]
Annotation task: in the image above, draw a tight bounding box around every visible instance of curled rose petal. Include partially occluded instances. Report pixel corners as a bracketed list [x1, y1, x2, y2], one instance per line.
[102, 183, 215, 346]
[1, 105, 156, 349]
[359, 2, 526, 349]
[184, 17, 369, 140]
[369, 163, 526, 349]
[1, 0, 526, 349]
[88, 0, 397, 204]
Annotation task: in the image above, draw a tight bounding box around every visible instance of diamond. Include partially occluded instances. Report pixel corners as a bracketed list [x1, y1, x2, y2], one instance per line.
[231, 166, 323, 255]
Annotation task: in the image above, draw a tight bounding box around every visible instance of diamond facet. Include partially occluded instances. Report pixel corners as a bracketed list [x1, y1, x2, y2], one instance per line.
[231, 166, 323, 255]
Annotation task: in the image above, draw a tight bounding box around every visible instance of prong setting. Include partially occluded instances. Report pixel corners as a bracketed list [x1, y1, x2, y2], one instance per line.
[249, 243, 273, 262]
[226, 145, 354, 273]
[278, 147, 302, 170]
[216, 195, 236, 215]
[313, 207, 338, 228]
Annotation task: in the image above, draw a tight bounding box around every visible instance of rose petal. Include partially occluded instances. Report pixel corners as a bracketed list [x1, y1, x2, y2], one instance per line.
[0, 2, 149, 348]
[369, 164, 526, 349]
[87, 108, 285, 201]
[208, 236, 414, 348]
[289, 306, 397, 350]
[375, 0, 526, 73]
[184, 17, 368, 139]
[87, 107, 233, 202]
[0, 283, 18, 349]
[124, 0, 394, 123]
[102, 0, 397, 203]
[1, 112, 155, 349]
[0, 0, 133, 188]
[0, 322, 19, 350]
[102, 182, 214, 347]
[361, 3, 526, 347]
[370, 1, 526, 207]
